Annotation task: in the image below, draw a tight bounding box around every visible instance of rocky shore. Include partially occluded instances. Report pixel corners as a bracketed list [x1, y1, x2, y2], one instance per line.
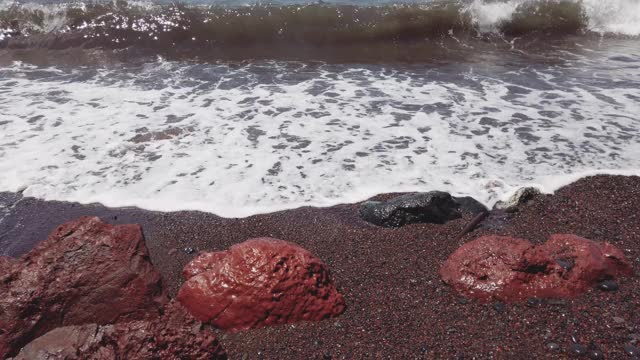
[1, 175, 639, 358]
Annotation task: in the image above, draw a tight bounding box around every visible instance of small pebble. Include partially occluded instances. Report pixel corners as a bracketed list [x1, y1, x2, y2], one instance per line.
[589, 349, 604, 359]
[458, 298, 470, 305]
[570, 343, 587, 356]
[597, 280, 619, 291]
[547, 343, 560, 351]
[493, 302, 505, 312]
[420, 346, 428, 354]
[323, 352, 332, 360]
[527, 298, 541, 307]
[556, 259, 574, 271]
[548, 299, 567, 306]
[624, 344, 639, 357]
[613, 316, 626, 324]
[183, 247, 195, 254]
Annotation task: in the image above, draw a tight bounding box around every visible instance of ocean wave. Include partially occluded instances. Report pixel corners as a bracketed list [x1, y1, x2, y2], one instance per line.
[1, 56, 639, 216]
[0, 0, 638, 59]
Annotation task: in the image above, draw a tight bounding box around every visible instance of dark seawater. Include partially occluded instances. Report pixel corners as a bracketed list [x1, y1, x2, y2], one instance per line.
[0, 0, 637, 62]
[0, 0, 639, 216]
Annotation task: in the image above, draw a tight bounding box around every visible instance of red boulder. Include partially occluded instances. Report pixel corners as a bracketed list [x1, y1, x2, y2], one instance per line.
[0, 255, 15, 273]
[440, 234, 632, 302]
[177, 237, 346, 331]
[0, 217, 166, 358]
[12, 301, 227, 360]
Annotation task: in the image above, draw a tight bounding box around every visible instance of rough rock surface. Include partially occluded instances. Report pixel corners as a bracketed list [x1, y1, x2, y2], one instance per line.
[12, 301, 227, 360]
[453, 196, 488, 215]
[440, 234, 632, 302]
[0, 216, 166, 358]
[178, 237, 345, 331]
[493, 186, 542, 211]
[359, 191, 462, 227]
[0, 255, 15, 273]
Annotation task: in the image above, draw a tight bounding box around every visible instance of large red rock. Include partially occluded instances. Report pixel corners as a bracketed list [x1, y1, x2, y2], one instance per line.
[0, 255, 15, 273]
[12, 301, 227, 360]
[177, 237, 346, 331]
[440, 234, 632, 302]
[0, 217, 166, 358]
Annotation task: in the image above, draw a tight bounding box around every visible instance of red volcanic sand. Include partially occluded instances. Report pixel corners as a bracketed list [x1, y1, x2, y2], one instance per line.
[12, 301, 227, 360]
[0, 217, 166, 358]
[440, 234, 632, 302]
[178, 237, 346, 331]
[2, 175, 640, 358]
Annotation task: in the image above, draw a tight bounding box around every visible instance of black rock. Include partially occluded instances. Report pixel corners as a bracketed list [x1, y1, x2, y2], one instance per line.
[527, 298, 541, 307]
[493, 186, 541, 211]
[547, 299, 567, 306]
[570, 343, 587, 356]
[556, 258, 575, 271]
[597, 280, 619, 291]
[624, 344, 639, 357]
[183, 247, 196, 254]
[493, 302, 506, 312]
[589, 349, 604, 359]
[452, 196, 488, 215]
[359, 191, 462, 228]
[547, 343, 560, 351]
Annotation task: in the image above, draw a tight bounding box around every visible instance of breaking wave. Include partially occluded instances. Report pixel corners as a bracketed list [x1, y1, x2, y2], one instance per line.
[1, 0, 639, 61]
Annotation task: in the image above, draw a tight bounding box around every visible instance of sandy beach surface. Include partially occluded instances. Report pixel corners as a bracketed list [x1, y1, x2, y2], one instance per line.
[1, 174, 639, 359]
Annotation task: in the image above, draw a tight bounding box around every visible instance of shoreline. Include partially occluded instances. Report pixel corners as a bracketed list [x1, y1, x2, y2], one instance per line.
[1, 174, 640, 358]
[7, 168, 640, 219]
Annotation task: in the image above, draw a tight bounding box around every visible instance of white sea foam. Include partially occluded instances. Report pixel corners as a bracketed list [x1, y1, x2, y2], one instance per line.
[465, 0, 640, 36]
[583, 0, 640, 36]
[465, 0, 519, 33]
[1, 54, 639, 217]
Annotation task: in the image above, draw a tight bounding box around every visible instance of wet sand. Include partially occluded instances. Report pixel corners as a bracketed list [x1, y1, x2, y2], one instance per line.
[1, 174, 639, 358]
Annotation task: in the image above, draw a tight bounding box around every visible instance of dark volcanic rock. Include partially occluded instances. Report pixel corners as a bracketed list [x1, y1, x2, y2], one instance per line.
[452, 196, 488, 215]
[12, 301, 227, 360]
[597, 279, 619, 291]
[440, 234, 632, 302]
[493, 186, 542, 211]
[359, 191, 461, 227]
[624, 344, 639, 357]
[0, 217, 166, 358]
[178, 237, 345, 331]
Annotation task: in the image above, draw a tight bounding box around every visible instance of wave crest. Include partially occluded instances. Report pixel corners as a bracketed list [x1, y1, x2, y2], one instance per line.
[0, 0, 638, 60]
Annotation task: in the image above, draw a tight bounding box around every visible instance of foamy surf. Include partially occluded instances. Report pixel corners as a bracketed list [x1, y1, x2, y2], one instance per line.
[1, 48, 639, 217]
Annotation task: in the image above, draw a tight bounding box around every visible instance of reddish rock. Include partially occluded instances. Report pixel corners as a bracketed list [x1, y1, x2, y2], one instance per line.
[0, 255, 15, 273]
[440, 234, 632, 302]
[12, 301, 227, 360]
[178, 237, 345, 331]
[0, 217, 166, 358]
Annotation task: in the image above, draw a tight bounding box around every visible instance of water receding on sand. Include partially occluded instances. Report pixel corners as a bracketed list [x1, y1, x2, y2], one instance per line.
[0, 0, 640, 216]
[1, 38, 639, 216]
